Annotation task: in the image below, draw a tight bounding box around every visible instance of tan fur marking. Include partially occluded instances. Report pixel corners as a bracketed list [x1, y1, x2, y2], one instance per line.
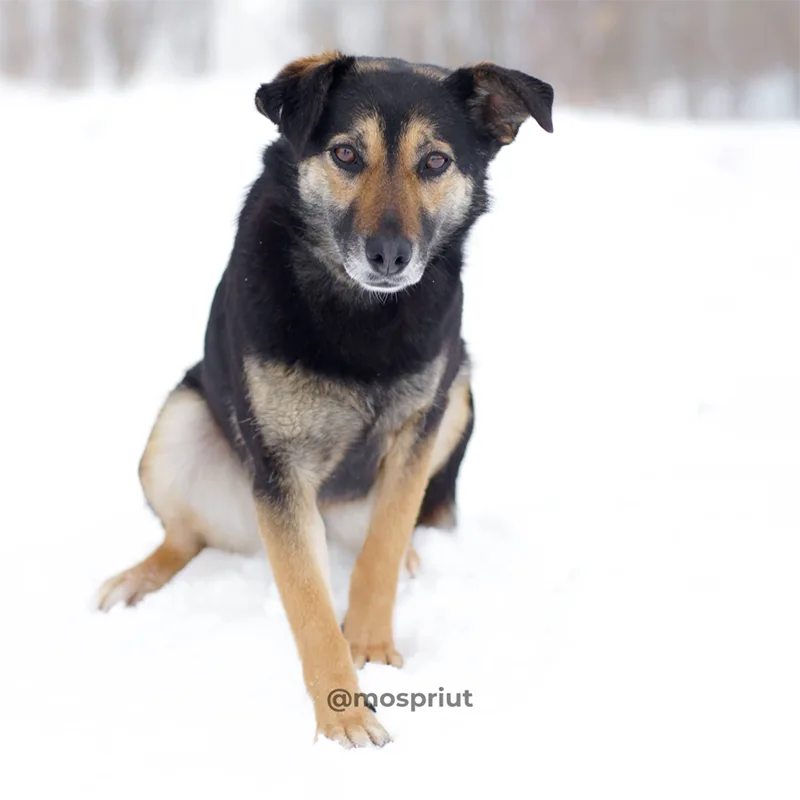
[429, 372, 472, 477]
[279, 50, 344, 79]
[309, 115, 386, 210]
[243, 356, 367, 481]
[297, 153, 350, 227]
[354, 57, 392, 73]
[302, 114, 391, 234]
[343, 417, 437, 668]
[347, 114, 474, 241]
[345, 113, 470, 241]
[392, 115, 438, 239]
[398, 115, 440, 161]
[255, 493, 390, 747]
[324, 155, 354, 207]
[397, 115, 474, 234]
[355, 58, 449, 81]
[352, 114, 390, 234]
[410, 64, 450, 80]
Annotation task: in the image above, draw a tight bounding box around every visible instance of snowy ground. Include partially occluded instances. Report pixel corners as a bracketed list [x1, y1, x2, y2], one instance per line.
[2, 75, 799, 798]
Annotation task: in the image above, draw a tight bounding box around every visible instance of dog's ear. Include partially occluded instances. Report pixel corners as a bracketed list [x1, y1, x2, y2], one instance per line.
[255, 50, 355, 156]
[445, 62, 554, 146]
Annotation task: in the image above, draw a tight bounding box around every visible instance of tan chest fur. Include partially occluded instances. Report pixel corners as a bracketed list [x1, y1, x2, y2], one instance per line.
[243, 353, 446, 485]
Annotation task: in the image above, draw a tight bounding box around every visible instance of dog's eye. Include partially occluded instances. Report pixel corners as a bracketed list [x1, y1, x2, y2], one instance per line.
[332, 145, 360, 169]
[421, 152, 450, 176]
[334, 146, 355, 163]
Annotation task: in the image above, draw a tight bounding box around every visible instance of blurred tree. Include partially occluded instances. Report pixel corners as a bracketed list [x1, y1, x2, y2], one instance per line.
[670, 1, 708, 117]
[52, 0, 90, 88]
[717, 0, 753, 118]
[304, 0, 339, 53]
[0, 0, 35, 79]
[475, 0, 509, 65]
[162, 0, 213, 77]
[775, 0, 800, 117]
[379, 0, 419, 61]
[103, 0, 157, 85]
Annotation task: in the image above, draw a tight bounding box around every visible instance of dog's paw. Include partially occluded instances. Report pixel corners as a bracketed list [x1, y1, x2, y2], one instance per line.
[317, 707, 392, 749]
[94, 568, 154, 611]
[342, 611, 404, 669]
[404, 545, 421, 577]
[94, 542, 196, 612]
[348, 641, 404, 670]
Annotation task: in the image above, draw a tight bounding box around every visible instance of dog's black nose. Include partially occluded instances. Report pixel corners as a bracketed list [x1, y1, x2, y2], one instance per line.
[365, 236, 413, 276]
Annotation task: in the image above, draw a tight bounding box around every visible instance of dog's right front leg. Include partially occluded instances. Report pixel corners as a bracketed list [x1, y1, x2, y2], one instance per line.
[253, 481, 391, 749]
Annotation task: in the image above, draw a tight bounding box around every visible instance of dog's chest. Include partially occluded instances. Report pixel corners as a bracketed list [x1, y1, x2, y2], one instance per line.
[243, 355, 444, 490]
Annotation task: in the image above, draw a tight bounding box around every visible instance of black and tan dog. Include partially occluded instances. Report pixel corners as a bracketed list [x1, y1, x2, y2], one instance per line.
[96, 52, 553, 748]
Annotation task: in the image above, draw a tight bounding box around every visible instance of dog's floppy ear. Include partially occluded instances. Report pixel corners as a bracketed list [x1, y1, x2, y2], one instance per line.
[255, 50, 355, 156]
[445, 62, 554, 146]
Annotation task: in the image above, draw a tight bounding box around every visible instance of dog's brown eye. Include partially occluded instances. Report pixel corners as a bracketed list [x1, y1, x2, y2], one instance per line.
[421, 152, 450, 175]
[426, 153, 446, 170]
[333, 146, 357, 165]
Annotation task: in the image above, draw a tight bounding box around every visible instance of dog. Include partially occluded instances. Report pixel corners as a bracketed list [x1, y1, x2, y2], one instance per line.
[96, 51, 553, 748]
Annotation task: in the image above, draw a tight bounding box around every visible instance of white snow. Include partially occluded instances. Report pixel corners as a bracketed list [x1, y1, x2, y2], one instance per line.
[1, 75, 799, 798]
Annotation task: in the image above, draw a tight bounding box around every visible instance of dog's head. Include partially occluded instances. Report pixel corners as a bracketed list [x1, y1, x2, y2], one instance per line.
[256, 52, 553, 294]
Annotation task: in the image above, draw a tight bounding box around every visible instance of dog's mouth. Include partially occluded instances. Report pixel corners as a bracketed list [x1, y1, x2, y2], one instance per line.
[341, 256, 426, 295]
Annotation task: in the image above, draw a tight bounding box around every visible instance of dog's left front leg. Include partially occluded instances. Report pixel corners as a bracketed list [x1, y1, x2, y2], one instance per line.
[344, 416, 437, 668]
[254, 479, 390, 748]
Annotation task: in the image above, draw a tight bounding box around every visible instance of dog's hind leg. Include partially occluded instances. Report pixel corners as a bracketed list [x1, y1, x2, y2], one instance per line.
[96, 527, 203, 610]
[96, 372, 259, 610]
[416, 371, 474, 530]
